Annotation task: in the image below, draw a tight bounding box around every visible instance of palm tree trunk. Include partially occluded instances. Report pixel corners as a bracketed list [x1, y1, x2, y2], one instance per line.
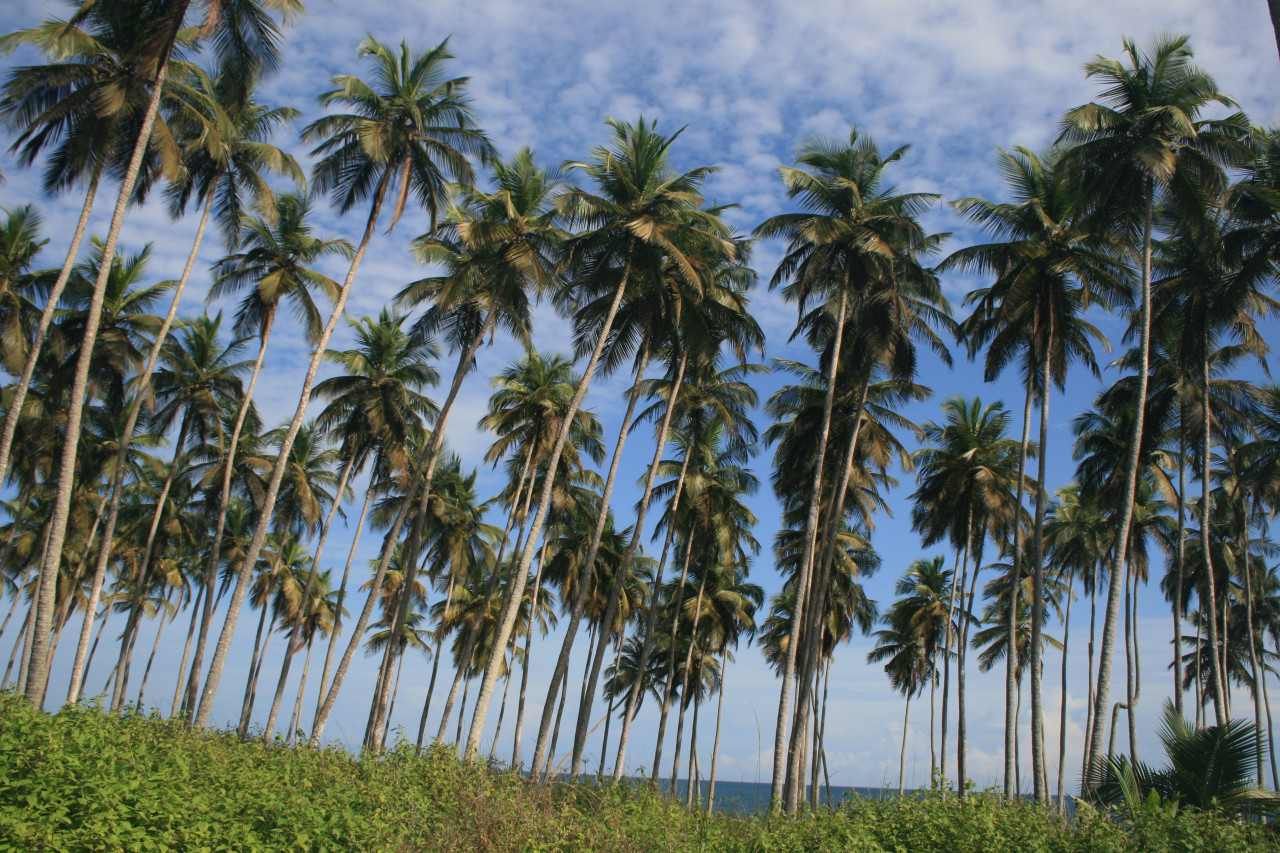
[930, 667, 937, 781]
[940, 546, 962, 786]
[540, 340, 652, 780]
[511, 537, 550, 766]
[24, 60, 172, 706]
[238, 588, 273, 737]
[79, 607, 110, 698]
[614, 437, 693, 781]
[287, 636, 314, 744]
[263, 453, 356, 740]
[686, 695, 701, 808]
[0, 172, 99, 489]
[455, 672, 472, 749]
[490, 642, 515, 758]
[313, 474, 376, 721]
[380, 646, 406, 748]
[1173, 411, 1187, 716]
[1262, 638, 1278, 789]
[1005, 380, 1033, 799]
[1240, 500, 1265, 785]
[1125, 563, 1139, 762]
[1056, 589, 1072, 812]
[1086, 179, 1154, 782]
[706, 644, 729, 815]
[569, 345, 683, 778]
[670, 569, 709, 793]
[789, 374, 872, 809]
[652, 540, 696, 783]
[1081, 573, 1098, 789]
[67, 187, 211, 705]
[134, 596, 173, 709]
[537, 338, 650, 768]
[597, 635, 624, 776]
[6, 607, 32, 688]
[899, 692, 912, 795]
[1199, 345, 1227, 726]
[773, 286, 848, 810]
[1030, 329, 1053, 802]
[956, 512, 976, 798]
[206, 169, 394, 732]
[316, 324, 489, 745]
[181, 310, 276, 718]
[415, 581, 455, 750]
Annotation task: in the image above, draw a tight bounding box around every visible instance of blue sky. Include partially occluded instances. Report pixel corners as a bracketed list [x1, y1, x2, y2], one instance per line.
[2, 0, 1280, 791]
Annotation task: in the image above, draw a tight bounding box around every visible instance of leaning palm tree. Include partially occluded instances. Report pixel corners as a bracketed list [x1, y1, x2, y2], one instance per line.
[467, 117, 729, 758]
[301, 37, 494, 741]
[11, 0, 300, 706]
[181, 192, 350, 718]
[754, 126, 942, 810]
[1060, 32, 1246, 770]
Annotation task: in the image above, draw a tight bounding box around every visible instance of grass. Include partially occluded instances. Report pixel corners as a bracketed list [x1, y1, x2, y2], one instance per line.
[1, 691, 1276, 852]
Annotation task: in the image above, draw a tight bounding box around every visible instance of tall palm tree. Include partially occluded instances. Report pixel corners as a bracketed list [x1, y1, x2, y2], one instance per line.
[262, 308, 439, 741]
[754, 126, 942, 809]
[910, 395, 1029, 795]
[944, 144, 1124, 800]
[297, 36, 495, 741]
[181, 192, 350, 718]
[467, 117, 729, 758]
[1060, 32, 1246, 770]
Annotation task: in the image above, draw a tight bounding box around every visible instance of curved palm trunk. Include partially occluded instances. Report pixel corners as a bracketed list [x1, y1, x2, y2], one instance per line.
[511, 538, 550, 765]
[181, 310, 276, 718]
[170, 585, 204, 717]
[1125, 563, 1142, 763]
[940, 543, 965, 786]
[569, 346, 685, 777]
[956, 516, 977, 798]
[287, 636, 315, 744]
[772, 287, 847, 810]
[614, 438, 693, 780]
[24, 63, 173, 706]
[1086, 182, 1153, 783]
[237, 581, 275, 737]
[465, 255, 634, 758]
[367, 330, 490, 752]
[1239, 498, 1265, 785]
[316, 320, 489, 746]
[669, 570, 709, 793]
[534, 340, 651, 780]
[134, 596, 174, 709]
[899, 692, 912, 794]
[263, 453, 356, 740]
[415, 582, 455, 750]
[313, 474, 376, 722]
[67, 188, 212, 705]
[705, 644, 728, 814]
[194, 167, 392, 729]
[1006, 381, 1033, 798]
[0, 173, 99, 490]
[1029, 331, 1052, 802]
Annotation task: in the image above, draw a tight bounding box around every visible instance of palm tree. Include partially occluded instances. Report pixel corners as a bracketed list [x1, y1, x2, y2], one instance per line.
[12, 0, 300, 706]
[0, 205, 51, 376]
[910, 395, 1029, 795]
[181, 192, 350, 718]
[1060, 32, 1246, 769]
[754, 126, 943, 810]
[944, 144, 1125, 800]
[868, 616, 932, 794]
[467, 117, 729, 758]
[296, 36, 495, 741]
[886, 556, 953, 780]
[262, 308, 439, 741]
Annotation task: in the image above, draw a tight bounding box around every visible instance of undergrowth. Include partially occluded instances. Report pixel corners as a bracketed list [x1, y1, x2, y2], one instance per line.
[0, 692, 1275, 852]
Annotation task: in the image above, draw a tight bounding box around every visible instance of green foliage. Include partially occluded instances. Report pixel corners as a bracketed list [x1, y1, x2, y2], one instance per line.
[0, 694, 1275, 853]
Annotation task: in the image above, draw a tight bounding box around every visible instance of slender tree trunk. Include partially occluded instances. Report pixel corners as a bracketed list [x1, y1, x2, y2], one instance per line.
[24, 59, 173, 706]
[1240, 499, 1265, 785]
[1030, 332, 1052, 802]
[1125, 564, 1140, 763]
[313, 475, 375, 722]
[940, 547, 962, 786]
[491, 643, 515, 758]
[381, 647, 405, 748]
[287, 637, 314, 744]
[68, 188, 211, 705]
[538, 340, 651, 780]
[652, 541, 696, 783]
[1081, 575, 1098, 789]
[569, 346, 683, 777]
[1086, 182, 1154, 783]
[669, 570, 709, 793]
[597, 634, 624, 776]
[181, 310, 275, 718]
[263, 453, 356, 740]
[772, 287, 847, 810]
[1199, 346, 1227, 726]
[685, 695, 701, 808]
[956, 513, 977, 798]
[706, 644, 728, 815]
[212, 170, 393, 733]
[6, 608, 32, 688]
[1056, 591, 1072, 812]
[415, 582, 454, 750]
[237, 585, 273, 737]
[511, 538, 550, 766]
[0, 173, 99, 489]
[930, 668, 937, 781]
[614, 440, 693, 780]
[1006, 380, 1033, 799]
[80, 607, 109, 699]
[788, 374, 871, 810]
[1262, 639, 1279, 789]
[134, 597, 172, 709]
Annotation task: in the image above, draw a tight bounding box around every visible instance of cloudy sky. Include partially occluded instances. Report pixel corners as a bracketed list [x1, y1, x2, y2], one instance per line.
[3, 0, 1279, 793]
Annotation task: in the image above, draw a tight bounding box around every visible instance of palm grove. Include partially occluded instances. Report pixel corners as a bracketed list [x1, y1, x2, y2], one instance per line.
[0, 0, 1278, 814]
